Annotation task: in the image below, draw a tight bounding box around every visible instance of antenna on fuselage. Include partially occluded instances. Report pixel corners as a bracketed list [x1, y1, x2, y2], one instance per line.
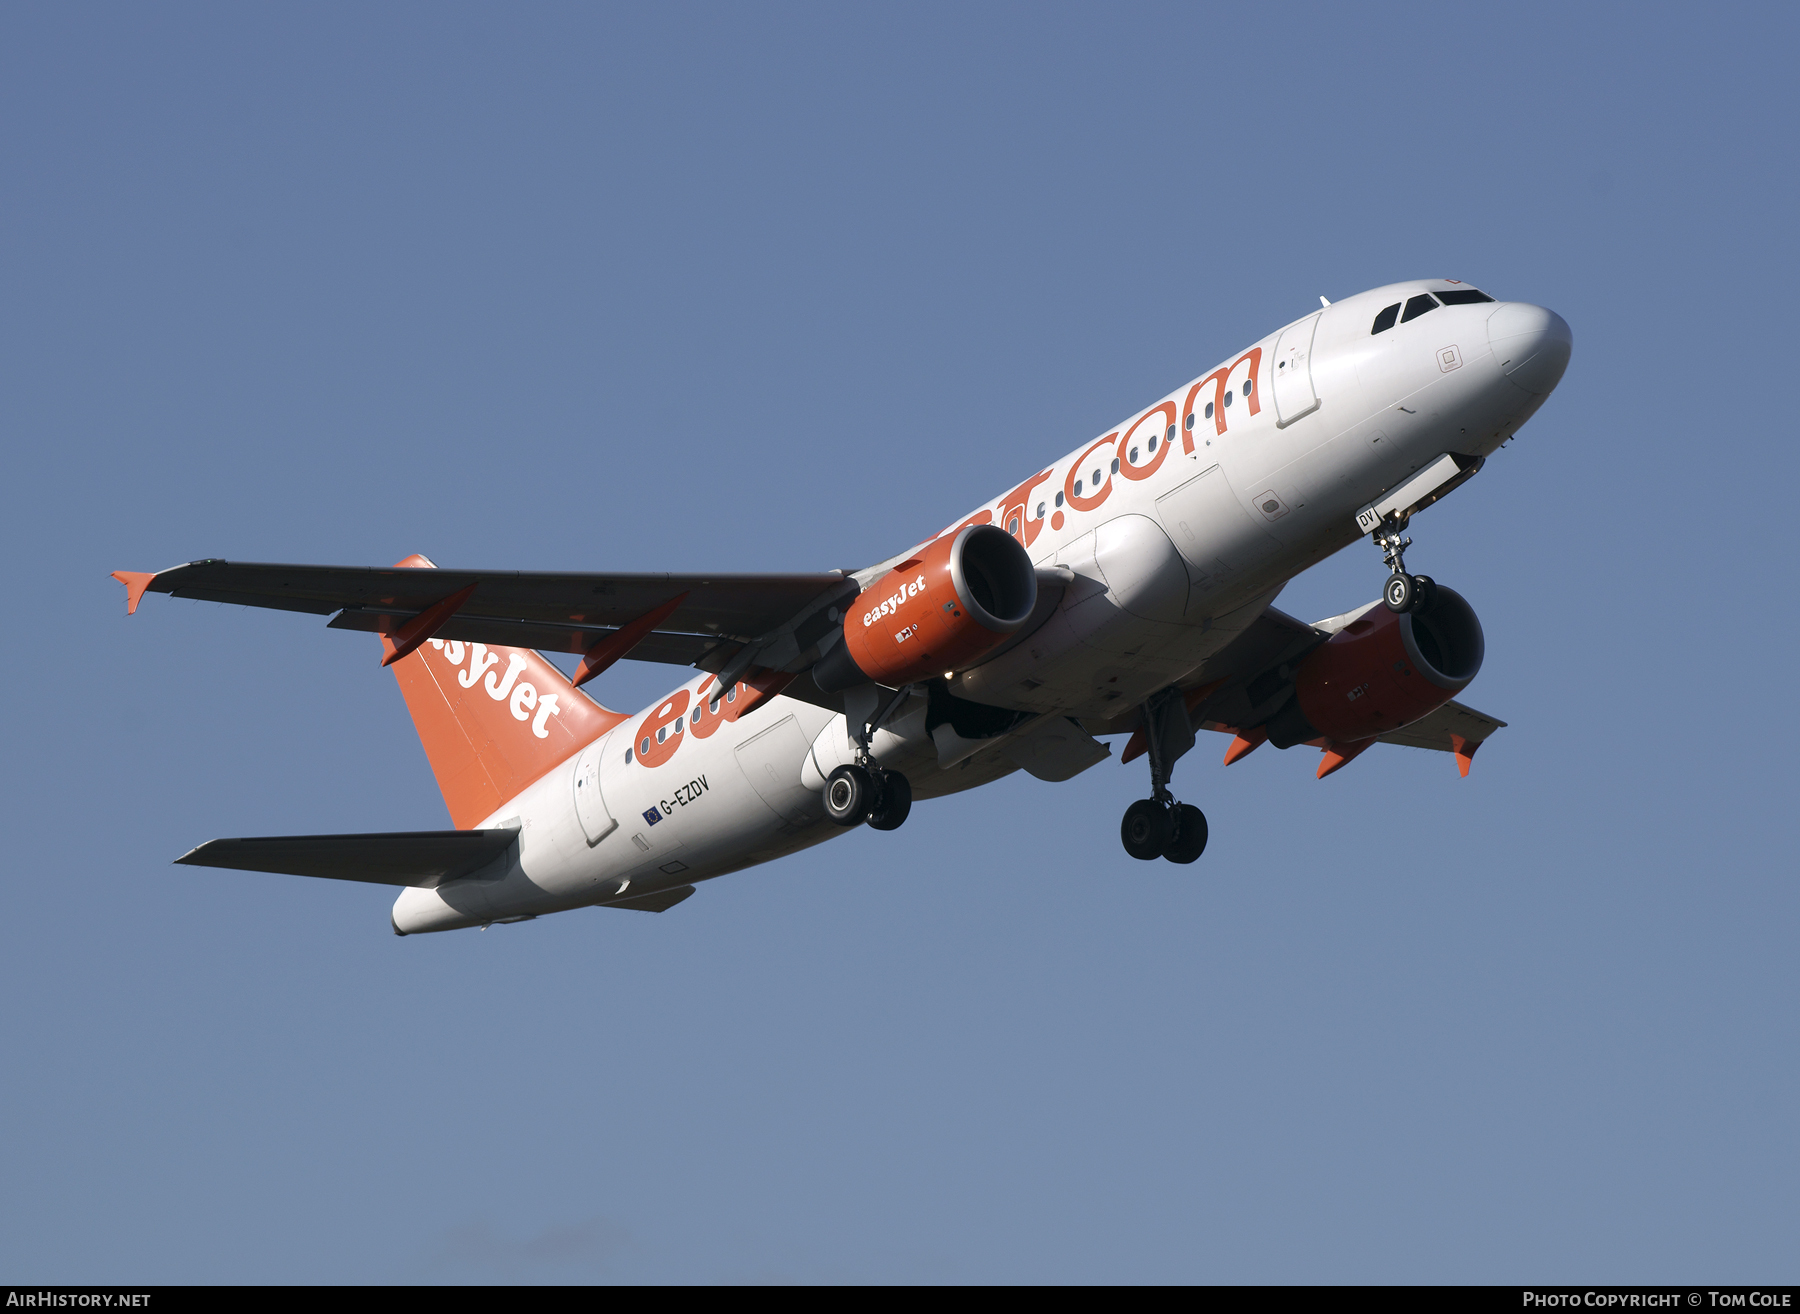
[1319, 295, 1332, 308]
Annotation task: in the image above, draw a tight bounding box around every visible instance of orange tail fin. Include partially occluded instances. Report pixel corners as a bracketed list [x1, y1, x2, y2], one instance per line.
[383, 555, 627, 828]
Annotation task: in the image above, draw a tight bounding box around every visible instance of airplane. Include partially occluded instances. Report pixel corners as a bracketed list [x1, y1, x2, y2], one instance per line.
[113, 280, 1572, 935]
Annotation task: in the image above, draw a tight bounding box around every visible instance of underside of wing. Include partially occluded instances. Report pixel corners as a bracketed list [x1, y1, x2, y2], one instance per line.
[175, 829, 520, 888]
[117, 559, 860, 704]
[132, 559, 848, 643]
[1098, 601, 1506, 777]
[1376, 700, 1507, 774]
[1151, 605, 1328, 734]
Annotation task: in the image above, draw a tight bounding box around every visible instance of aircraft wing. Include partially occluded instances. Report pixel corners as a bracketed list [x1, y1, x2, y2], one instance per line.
[175, 828, 520, 888]
[114, 558, 857, 672]
[1145, 604, 1507, 773]
[1376, 699, 1507, 769]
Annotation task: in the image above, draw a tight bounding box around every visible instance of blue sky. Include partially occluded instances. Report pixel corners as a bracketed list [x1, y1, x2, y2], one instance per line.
[2, 1, 1795, 1283]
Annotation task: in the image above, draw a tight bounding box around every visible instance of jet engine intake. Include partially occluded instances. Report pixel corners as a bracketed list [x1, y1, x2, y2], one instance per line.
[814, 524, 1038, 693]
[1263, 587, 1484, 749]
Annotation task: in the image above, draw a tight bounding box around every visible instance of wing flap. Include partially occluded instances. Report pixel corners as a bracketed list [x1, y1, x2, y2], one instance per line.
[325, 606, 726, 664]
[174, 828, 519, 888]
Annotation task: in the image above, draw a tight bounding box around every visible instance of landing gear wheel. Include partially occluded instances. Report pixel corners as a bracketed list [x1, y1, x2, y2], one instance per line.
[1121, 798, 1172, 861]
[865, 770, 913, 831]
[1383, 572, 1417, 614]
[1162, 804, 1208, 864]
[824, 764, 874, 827]
[1410, 574, 1438, 614]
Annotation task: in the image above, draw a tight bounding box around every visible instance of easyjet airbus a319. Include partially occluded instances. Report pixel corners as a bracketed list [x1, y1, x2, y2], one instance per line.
[116, 281, 1572, 934]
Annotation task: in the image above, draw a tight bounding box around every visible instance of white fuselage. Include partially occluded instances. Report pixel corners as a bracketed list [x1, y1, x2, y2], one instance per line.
[393, 282, 1569, 933]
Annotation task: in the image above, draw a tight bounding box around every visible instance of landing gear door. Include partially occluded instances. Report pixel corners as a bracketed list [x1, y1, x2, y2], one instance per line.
[573, 737, 618, 846]
[1271, 313, 1321, 427]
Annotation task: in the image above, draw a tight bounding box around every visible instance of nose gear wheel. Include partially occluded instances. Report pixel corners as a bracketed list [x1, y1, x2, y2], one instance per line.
[1371, 514, 1440, 615]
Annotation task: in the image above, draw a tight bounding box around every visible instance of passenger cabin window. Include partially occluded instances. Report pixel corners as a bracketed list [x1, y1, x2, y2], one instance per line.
[1401, 294, 1440, 323]
[1372, 303, 1401, 334]
[1436, 288, 1496, 305]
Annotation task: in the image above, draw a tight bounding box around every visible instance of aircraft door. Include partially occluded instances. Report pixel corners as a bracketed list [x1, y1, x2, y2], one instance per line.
[1271, 313, 1321, 427]
[573, 737, 618, 846]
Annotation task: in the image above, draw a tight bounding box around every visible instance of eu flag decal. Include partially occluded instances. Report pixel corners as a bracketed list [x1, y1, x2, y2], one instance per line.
[642, 807, 662, 826]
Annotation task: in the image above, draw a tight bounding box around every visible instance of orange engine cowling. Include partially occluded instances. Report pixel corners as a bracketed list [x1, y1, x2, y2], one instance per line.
[813, 524, 1039, 692]
[1264, 587, 1485, 749]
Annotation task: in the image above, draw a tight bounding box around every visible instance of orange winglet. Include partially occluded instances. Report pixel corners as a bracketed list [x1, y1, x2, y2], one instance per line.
[111, 570, 156, 616]
[1450, 733, 1480, 778]
[380, 583, 479, 667]
[573, 591, 689, 688]
[1317, 738, 1376, 779]
[1223, 726, 1267, 766]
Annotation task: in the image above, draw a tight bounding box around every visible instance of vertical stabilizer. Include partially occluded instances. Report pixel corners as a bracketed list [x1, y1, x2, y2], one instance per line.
[383, 555, 627, 828]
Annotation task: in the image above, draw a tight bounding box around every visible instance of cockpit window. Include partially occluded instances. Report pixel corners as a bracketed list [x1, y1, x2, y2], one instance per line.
[1436, 288, 1495, 305]
[1371, 302, 1401, 334]
[1401, 293, 1439, 323]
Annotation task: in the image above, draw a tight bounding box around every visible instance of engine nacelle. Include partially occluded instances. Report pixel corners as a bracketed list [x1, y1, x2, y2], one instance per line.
[814, 524, 1038, 692]
[1265, 587, 1485, 748]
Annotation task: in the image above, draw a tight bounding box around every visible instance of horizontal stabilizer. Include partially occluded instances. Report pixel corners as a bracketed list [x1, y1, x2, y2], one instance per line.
[175, 828, 519, 888]
[602, 885, 695, 913]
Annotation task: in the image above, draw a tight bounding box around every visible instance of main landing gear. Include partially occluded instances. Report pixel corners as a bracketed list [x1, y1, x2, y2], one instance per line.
[1121, 686, 1209, 865]
[825, 683, 915, 831]
[824, 763, 913, 830]
[1121, 798, 1208, 863]
[1371, 515, 1438, 616]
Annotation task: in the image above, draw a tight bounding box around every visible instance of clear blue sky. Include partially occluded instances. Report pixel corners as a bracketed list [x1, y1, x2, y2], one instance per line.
[3, 1, 1794, 1283]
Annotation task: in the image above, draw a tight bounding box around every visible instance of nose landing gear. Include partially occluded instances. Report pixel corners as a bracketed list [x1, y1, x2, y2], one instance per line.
[1120, 687, 1209, 864]
[1371, 515, 1438, 615]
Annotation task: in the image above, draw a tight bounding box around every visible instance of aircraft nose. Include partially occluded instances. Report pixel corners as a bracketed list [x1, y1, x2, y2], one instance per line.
[1487, 302, 1573, 396]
